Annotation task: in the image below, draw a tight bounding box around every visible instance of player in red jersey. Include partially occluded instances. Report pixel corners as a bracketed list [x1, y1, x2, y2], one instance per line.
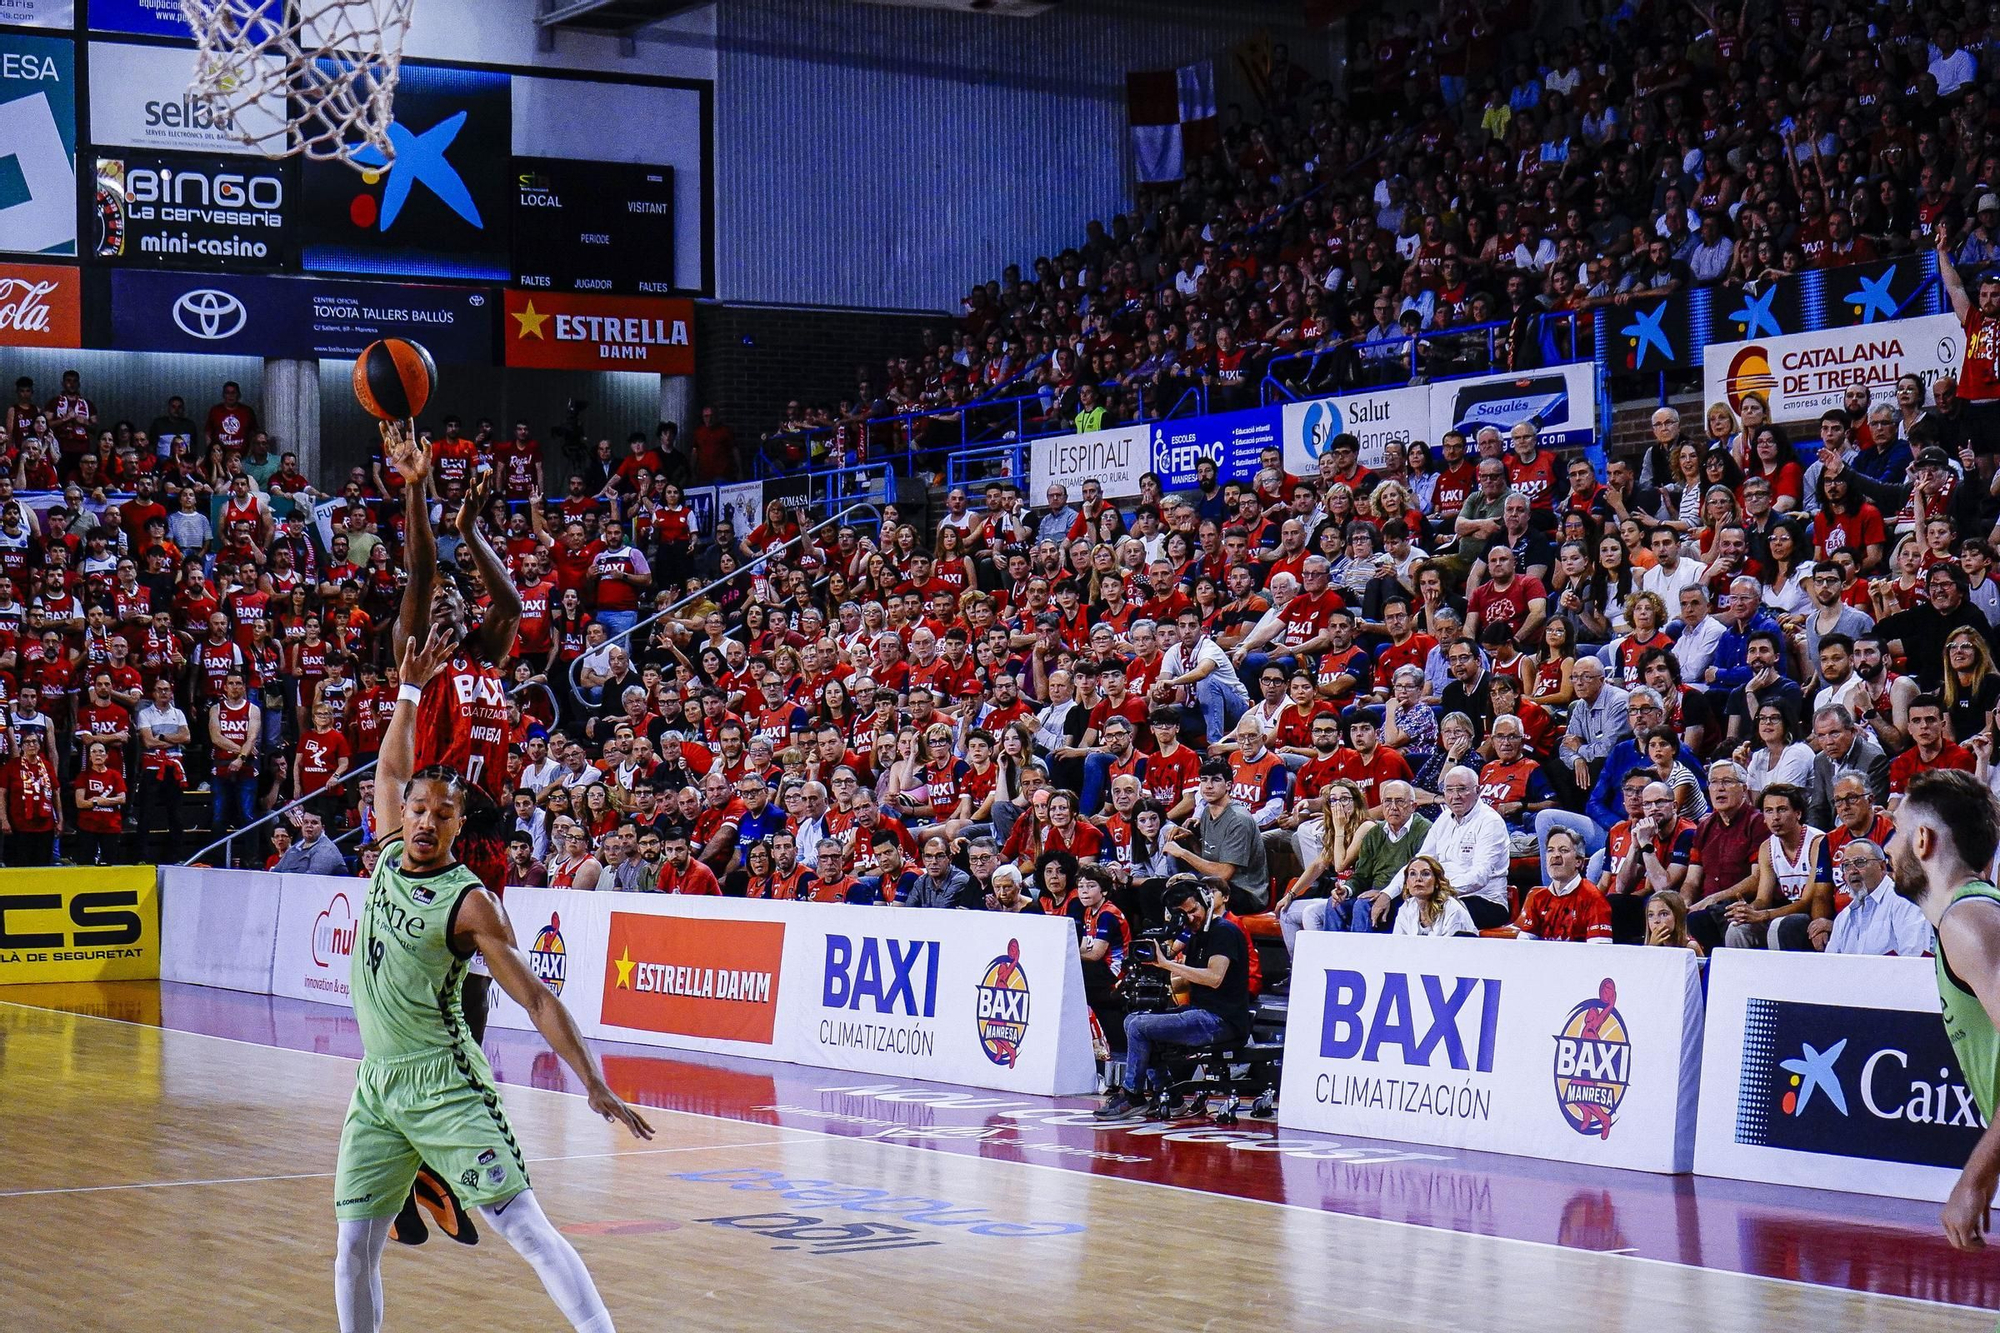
[383, 421, 523, 1248]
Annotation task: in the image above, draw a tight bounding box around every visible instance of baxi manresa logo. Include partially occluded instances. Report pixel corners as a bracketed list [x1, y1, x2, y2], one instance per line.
[975, 940, 1031, 1067]
[173, 287, 245, 340]
[1552, 977, 1632, 1138]
[528, 912, 566, 996]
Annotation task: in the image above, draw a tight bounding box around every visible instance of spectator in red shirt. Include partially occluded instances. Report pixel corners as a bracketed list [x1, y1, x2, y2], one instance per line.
[1, 730, 58, 865]
[655, 826, 722, 895]
[1515, 826, 1613, 942]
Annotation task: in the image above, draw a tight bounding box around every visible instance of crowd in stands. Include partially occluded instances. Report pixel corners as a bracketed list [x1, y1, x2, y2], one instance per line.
[744, 0, 2000, 477]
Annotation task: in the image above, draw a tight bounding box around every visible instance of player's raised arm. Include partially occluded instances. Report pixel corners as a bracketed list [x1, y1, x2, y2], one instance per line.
[385, 420, 434, 663]
[459, 890, 654, 1141]
[455, 466, 522, 664]
[376, 623, 456, 839]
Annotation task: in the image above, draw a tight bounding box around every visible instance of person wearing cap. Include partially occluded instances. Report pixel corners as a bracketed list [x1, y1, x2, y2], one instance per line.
[1959, 194, 2000, 268]
[1162, 755, 1271, 912]
[1824, 441, 1985, 546]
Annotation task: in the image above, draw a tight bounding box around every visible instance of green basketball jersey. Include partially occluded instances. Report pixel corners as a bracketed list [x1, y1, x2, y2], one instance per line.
[351, 838, 487, 1061]
[1935, 879, 2000, 1120]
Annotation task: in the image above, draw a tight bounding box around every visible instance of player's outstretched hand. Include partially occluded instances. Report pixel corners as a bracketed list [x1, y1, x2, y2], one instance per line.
[459, 466, 493, 537]
[399, 621, 458, 689]
[589, 1083, 656, 1141]
[382, 419, 431, 485]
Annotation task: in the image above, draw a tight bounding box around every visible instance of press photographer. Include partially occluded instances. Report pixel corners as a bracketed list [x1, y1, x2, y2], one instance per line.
[1095, 875, 1251, 1120]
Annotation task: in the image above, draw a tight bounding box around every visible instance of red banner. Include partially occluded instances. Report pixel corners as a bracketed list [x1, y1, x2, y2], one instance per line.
[0, 263, 81, 349]
[503, 289, 694, 374]
[600, 912, 784, 1044]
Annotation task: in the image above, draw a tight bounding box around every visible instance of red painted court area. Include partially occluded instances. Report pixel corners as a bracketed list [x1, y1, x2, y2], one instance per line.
[43, 979, 2000, 1313]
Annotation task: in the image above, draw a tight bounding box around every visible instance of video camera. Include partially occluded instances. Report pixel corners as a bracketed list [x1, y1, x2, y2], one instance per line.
[1119, 909, 1187, 1014]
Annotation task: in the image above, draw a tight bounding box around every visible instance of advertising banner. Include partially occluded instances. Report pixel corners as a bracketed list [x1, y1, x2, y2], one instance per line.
[1147, 403, 1282, 493]
[488, 889, 1097, 1095]
[1696, 951, 1981, 1202]
[1278, 934, 1704, 1173]
[158, 865, 280, 993]
[512, 157, 675, 296]
[300, 61, 512, 282]
[269, 872, 364, 1006]
[502, 289, 694, 374]
[91, 150, 296, 270]
[0, 865, 158, 984]
[1704, 313, 1962, 429]
[0, 32, 75, 256]
[1426, 362, 1597, 452]
[1026, 422, 1148, 504]
[90, 0, 277, 38]
[1280, 384, 1430, 474]
[104, 268, 496, 362]
[86, 40, 287, 157]
[0, 260, 80, 348]
[0, 0, 70, 28]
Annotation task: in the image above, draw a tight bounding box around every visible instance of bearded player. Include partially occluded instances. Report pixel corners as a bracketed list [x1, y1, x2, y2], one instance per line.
[1892, 768, 2000, 1250]
[384, 422, 522, 1243]
[333, 624, 652, 1333]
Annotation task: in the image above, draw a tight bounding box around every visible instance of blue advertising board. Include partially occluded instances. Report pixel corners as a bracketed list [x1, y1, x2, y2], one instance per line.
[1147, 404, 1282, 492]
[89, 0, 281, 38]
[0, 31, 76, 257]
[105, 268, 495, 362]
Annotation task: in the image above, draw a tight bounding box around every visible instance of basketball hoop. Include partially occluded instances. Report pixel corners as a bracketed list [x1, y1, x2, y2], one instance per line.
[179, 0, 416, 172]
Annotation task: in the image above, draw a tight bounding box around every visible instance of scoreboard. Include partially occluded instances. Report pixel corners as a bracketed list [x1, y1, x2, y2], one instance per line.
[512, 158, 675, 296]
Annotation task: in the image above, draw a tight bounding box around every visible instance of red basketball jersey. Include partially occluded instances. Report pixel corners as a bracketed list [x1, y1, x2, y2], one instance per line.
[414, 654, 511, 801]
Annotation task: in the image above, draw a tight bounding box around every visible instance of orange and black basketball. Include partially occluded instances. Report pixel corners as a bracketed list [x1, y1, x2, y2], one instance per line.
[352, 338, 437, 421]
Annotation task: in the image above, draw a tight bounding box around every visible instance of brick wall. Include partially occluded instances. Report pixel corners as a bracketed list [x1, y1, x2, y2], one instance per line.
[695, 303, 945, 441]
[1606, 390, 1704, 460]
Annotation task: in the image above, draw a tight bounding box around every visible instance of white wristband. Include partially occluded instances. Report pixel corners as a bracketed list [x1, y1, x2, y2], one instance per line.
[398, 684, 424, 706]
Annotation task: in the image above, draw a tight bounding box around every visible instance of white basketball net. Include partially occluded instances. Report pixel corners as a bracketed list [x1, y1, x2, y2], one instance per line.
[179, 0, 416, 171]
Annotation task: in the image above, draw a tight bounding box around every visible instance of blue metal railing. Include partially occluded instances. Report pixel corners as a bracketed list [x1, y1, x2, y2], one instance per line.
[1260, 310, 1586, 403]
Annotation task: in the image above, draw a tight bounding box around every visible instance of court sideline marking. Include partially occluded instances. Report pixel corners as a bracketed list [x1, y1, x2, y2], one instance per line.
[0, 1139, 803, 1199]
[0, 997, 1985, 1316]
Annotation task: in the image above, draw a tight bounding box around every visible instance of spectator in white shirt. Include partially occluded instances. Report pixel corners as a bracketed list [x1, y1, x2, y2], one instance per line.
[1929, 29, 1978, 98]
[517, 734, 562, 794]
[1387, 766, 1512, 929]
[1159, 607, 1248, 744]
[1640, 527, 1708, 604]
[1819, 840, 1931, 955]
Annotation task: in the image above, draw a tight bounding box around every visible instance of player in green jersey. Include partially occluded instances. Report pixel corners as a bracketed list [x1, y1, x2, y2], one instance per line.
[1892, 768, 2000, 1251]
[333, 624, 653, 1333]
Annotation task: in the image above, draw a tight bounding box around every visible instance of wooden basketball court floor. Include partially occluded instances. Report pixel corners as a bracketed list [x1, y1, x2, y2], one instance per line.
[4, 983, 2000, 1331]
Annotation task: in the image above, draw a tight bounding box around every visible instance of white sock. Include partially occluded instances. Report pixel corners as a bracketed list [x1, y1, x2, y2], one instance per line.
[333, 1216, 391, 1333]
[477, 1190, 615, 1333]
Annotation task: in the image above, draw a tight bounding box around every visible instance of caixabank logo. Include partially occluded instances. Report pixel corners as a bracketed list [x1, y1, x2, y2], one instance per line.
[300, 62, 510, 282]
[527, 912, 566, 996]
[974, 940, 1030, 1068]
[1735, 997, 1985, 1168]
[1552, 978, 1632, 1139]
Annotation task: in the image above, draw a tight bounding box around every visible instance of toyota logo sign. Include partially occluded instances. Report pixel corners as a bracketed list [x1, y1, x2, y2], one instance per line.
[173, 288, 247, 340]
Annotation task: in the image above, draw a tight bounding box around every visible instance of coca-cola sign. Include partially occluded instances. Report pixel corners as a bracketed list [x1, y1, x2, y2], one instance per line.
[0, 263, 80, 347]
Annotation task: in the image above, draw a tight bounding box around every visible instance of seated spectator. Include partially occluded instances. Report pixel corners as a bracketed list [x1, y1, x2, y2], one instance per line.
[1514, 826, 1612, 943]
[1391, 853, 1477, 938]
[1820, 840, 1929, 955]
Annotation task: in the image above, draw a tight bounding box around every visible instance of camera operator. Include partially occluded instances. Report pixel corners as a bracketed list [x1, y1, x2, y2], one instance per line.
[1095, 875, 1251, 1119]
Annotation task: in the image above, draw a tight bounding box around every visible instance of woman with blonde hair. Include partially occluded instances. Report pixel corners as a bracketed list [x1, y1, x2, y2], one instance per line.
[1393, 854, 1477, 937]
[1943, 625, 2000, 742]
[1274, 779, 1377, 944]
[1611, 590, 1673, 688]
[1703, 401, 1745, 464]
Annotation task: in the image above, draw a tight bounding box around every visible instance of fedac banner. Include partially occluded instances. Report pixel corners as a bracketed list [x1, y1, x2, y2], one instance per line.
[1704, 313, 1962, 429]
[1697, 951, 1983, 1202]
[104, 268, 496, 362]
[0, 865, 158, 984]
[1278, 933, 1704, 1173]
[0, 32, 75, 256]
[301, 62, 512, 282]
[484, 888, 1098, 1096]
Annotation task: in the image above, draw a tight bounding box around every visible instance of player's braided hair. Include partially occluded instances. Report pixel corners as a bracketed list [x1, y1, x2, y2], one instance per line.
[405, 763, 468, 802]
